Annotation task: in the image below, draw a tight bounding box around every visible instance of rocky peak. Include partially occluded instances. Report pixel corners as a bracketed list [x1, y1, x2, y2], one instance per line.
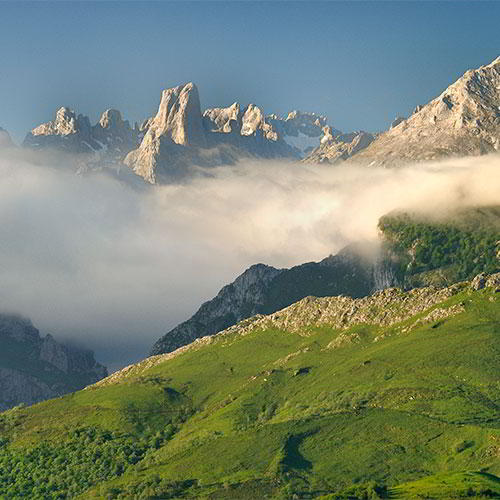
[304, 130, 375, 164]
[31, 107, 85, 137]
[203, 102, 242, 133]
[0, 314, 39, 342]
[266, 111, 340, 157]
[124, 82, 208, 183]
[153, 82, 207, 147]
[347, 55, 500, 166]
[98, 109, 129, 131]
[284, 110, 329, 136]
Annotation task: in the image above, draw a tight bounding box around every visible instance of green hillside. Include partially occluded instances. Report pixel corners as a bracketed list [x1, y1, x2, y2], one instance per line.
[379, 206, 500, 288]
[0, 276, 499, 499]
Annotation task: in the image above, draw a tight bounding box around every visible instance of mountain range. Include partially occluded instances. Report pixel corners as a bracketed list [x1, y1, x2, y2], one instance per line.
[2, 56, 500, 182]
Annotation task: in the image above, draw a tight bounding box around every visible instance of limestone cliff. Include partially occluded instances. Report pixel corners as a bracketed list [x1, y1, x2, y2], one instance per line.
[0, 314, 107, 411]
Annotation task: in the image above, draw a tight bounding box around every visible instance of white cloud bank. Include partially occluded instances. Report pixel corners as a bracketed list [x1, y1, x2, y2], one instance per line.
[0, 152, 498, 369]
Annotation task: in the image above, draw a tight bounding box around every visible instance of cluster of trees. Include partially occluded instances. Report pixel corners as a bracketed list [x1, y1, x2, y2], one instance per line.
[379, 213, 499, 280]
[102, 478, 196, 499]
[0, 426, 174, 499]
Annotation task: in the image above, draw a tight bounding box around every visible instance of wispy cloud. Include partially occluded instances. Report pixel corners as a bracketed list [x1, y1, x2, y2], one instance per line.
[0, 150, 498, 370]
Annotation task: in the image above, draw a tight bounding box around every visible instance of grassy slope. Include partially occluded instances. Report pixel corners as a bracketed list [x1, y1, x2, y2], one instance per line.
[0, 285, 499, 499]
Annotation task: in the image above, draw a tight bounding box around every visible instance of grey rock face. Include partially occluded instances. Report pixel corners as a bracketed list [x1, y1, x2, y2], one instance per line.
[124, 82, 209, 183]
[23, 107, 100, 153]
[304, 131, 376, 164]
[125, 84, 305, 183]
[203, 102, 242, 133]
[150, 243, 397, 356]
[390, 117, 405, 129]
[91, 109, 140, 164]
[150, 264, 283, 355]
[23, 106, 140, 171]
[349, 55, 500, 166]
[0, 313, 107, 411]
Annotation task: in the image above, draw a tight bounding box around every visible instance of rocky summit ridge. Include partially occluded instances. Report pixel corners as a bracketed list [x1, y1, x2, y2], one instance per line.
[124, 83, 334, 183]
[11, 55, 500, 180]
[150, 243, 398, 356]
[0, 313, 107, 411]
[343, 56, 500, 166]
[303, 55, 500, 165]
[96, 271, 500, 388]
[20, 83, 338, 183]
[23, 106, 140, 167]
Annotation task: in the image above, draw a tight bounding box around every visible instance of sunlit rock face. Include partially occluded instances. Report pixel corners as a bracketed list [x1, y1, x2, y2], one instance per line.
[125, 83, 306, 183]
[0, 313, 107, 411]
[304, 130, 376, 164]
[22, 105, 140, 173]
[346, 56, 500, 166]
[23, 106, 100, 153]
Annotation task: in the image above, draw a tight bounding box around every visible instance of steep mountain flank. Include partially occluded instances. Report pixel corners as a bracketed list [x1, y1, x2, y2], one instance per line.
[1, 275, 499, 499]
[303, 55, 500, 166]
[151, 244, 397, 355]
[348, 56, 500, 166]
[0, 313, 107, 411]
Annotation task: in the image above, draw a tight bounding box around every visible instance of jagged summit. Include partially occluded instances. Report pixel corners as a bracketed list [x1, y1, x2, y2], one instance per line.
[346, 55, 500, 165]
[31, 106, 83, 137]
[303, 55, 500, 166]
[304, 130, 375, 164]
[124, 83, 329, 183]
[19, 83, 340, 183]
[203, 102, 241, 133]
[23, 105, 140, 165]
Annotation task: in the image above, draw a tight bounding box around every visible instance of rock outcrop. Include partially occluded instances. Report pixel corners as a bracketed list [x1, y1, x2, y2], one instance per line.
[203, 102, 241, 133]
[23, 106, 140, 171]
[23, 107, 100, 153]
[125, 84, 312, 183]
[347, 55, 500, 166]
[0, 313, 107, 411]
[268, 111, 339, 156]
[20, 84, 341, 183]
[150, 243, 397, 355]
[304, 131, 375, 164]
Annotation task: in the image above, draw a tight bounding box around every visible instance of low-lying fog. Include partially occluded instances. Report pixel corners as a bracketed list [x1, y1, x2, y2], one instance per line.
[0, 150, 499, 371]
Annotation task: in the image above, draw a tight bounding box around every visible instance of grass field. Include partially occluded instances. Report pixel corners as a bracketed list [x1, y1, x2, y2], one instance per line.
[0, 281, 499, 499]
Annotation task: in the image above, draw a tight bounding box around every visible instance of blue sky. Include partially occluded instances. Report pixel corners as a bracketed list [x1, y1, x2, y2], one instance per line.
[0, 1, 498, 142]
